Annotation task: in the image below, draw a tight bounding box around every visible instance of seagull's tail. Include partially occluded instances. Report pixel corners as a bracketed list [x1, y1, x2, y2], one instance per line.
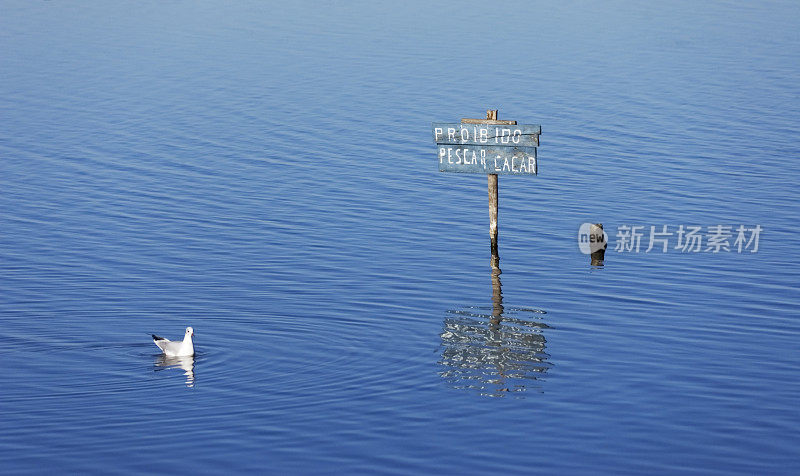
[151, 334, 170, 353]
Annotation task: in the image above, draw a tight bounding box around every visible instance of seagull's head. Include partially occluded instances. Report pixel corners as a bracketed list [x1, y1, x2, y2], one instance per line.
[186, 327, 194, 337]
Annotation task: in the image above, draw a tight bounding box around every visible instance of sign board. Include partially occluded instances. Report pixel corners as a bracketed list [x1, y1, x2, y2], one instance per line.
[437, 145, 538, 174]
[432, 123, 540, 147]
[432, 110, 541, 259]
[432, 122, 540, 175]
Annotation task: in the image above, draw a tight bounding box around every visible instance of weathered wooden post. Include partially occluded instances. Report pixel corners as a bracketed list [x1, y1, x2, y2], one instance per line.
[484, 110, 500, 257]
[432, 110, 541, 260]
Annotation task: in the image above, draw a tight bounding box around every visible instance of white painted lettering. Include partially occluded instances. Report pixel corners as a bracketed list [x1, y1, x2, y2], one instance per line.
[479, 127, 488, 143]
[439, 147, 446, 163]
[512, 129, 521, 144]
[529, 156, 536, 173]
[447, 148, 453, 164]
[455, 148, 462, 164]
[435, 128, 443, 141]
[480, 149, 486, 167]
[460, 128, 469, 141]
[501, 128, 511, 144]
[503, 158, 511, 171]
[447, 128, 456, 142]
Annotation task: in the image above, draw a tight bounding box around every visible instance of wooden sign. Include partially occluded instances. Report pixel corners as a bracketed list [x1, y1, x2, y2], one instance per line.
[432, 122, 540, 175]
[437, 145, 538, 174]
[433, 110, 542, 259]
[432, 123, 541, 147]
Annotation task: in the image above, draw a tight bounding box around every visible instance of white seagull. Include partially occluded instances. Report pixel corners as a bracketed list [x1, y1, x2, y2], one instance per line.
[152, 327, 195, 357]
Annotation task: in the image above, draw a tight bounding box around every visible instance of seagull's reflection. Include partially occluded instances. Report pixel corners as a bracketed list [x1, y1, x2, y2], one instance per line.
[438, 255, 551, 397]
[154, 355, 195, 388]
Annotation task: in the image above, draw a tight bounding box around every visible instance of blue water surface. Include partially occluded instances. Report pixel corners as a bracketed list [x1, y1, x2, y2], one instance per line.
[2, 1, 799, 474]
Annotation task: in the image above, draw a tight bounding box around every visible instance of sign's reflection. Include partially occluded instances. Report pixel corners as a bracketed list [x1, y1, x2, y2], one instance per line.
[438, 257, 551, 397]
[154, 355, 195, 388]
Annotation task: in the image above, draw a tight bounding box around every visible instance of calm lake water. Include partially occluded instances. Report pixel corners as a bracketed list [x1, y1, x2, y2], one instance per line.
[2, 1, 800, 474]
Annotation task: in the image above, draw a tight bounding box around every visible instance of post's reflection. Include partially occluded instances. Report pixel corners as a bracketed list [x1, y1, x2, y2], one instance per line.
[438, 255, 551, 397]
[154, 355, 195, 388]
